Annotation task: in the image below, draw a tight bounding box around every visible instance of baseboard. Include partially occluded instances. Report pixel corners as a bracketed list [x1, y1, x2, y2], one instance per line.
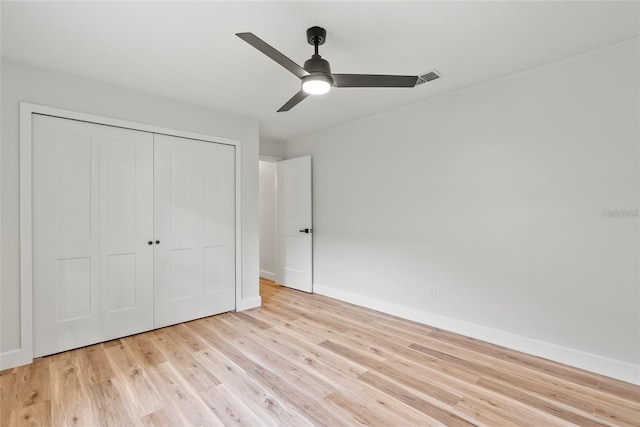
[1, 295, 264, 370]
[237, 296, 262, 311]
[0, 348, 24, 371]
[314, 283, 640, 386]
[259, 270, 275, 281]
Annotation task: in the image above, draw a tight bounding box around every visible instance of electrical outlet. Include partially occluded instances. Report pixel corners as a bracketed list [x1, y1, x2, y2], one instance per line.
[427, 287, 438, 300]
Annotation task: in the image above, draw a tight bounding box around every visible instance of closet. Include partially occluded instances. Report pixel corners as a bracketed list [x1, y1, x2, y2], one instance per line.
[32, 114, 236, 357]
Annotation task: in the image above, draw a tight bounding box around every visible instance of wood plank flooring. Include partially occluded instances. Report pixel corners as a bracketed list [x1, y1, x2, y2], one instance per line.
[1, 278, 639, 426]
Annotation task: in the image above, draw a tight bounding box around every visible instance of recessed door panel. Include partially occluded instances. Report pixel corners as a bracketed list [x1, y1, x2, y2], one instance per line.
[203, 152, 224, 237]
[204, 246, 223, 295]
[169, 149, 198, 233]
[105, 253, 137, 312]
[57, 136, 92, 237]
[154, 134, 235, 327]
[105, 141, 137, 234]
[57, 257, 92, 321]
[169, 248, 198, 300]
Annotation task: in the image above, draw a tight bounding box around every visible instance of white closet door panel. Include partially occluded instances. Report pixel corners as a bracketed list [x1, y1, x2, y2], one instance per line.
[154, 134, 235, 328]
[203, 149, 236, 297]
[99, 126, 154, 341]
[33, 115, 101, 357]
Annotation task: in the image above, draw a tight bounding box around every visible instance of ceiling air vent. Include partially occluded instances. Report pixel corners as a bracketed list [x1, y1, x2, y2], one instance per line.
[416, 69, 442, 85]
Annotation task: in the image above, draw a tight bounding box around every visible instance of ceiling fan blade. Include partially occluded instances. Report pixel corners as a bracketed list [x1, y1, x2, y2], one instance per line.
[332, 74, 419, 88]
[277, 91, 309, 112]
[236, 32, 309, 79]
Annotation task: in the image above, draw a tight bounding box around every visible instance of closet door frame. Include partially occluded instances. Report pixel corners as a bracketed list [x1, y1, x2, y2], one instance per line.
[19, 102, 242, 366]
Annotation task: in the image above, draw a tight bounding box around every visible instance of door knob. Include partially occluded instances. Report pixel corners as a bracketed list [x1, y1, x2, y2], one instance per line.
[155, 240, 160, 245]
[299, 228, 312, 234]
[148, 241, 153, 245]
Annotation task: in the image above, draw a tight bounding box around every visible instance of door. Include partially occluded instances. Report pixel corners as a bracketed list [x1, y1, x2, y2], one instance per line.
[276, 156, 313, 292]
[153, 134, 236, 327]
[32, 115, 154, 357]
[99, 125, 154, 341]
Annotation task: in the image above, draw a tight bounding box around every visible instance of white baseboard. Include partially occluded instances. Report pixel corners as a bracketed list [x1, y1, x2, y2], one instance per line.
[314, 283, 640, 386]
[0, 348, 24, 371]
[237, 296, 262, 311]
[259, 270, 275, 281]
[0, 296, 264, 371]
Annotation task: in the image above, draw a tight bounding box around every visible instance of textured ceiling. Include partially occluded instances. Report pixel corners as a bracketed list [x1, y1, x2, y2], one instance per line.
[2, 1, 639, 142]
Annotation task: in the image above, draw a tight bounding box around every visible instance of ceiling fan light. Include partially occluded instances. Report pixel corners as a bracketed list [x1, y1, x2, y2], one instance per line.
[302, 75, 332, 95]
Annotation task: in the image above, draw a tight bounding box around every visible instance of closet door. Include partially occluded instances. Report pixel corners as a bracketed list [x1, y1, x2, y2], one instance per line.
[33, 116, 101, 357]
[32, 115, 154, 357]
[99, 125, 154, 341]
[153, 134, 236, 327]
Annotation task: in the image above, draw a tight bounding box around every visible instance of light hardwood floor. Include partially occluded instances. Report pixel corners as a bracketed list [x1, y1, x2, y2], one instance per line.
[1, 278, 638, 426]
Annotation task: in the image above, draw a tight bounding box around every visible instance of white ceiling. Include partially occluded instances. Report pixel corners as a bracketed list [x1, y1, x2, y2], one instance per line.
[2, 1, 638, 142]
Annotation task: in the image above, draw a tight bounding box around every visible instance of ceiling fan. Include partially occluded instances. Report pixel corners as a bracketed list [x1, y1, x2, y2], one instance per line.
[236, 26, 437, 112]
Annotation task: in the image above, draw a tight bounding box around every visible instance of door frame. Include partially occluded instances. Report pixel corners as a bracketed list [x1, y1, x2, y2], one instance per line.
[19, 102, 243, 366]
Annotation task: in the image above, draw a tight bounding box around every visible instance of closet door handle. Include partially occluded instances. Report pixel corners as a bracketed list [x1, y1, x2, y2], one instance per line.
[155, 240, 160, 245]
[148, 241, 153, 245]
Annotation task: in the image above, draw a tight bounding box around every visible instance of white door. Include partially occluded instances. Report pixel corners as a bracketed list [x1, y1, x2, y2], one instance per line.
[99, 125, 154, 341]
[33, 116, 101, 357]
[32, 115, 154, 357]
[153, 134, 236, 327]
[276, 156, 313, 292]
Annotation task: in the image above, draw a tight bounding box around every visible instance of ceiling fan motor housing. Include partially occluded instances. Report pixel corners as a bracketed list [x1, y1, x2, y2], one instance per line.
[304, 55, 332, 75]
[303, 55, 334, 88]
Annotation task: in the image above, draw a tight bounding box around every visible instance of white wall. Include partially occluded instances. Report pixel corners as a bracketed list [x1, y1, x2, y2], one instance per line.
[259, 161, 277, 280]
[286, 38, 640, 383]
[0, 60, 261, 365]
[260, 137, 285, 158]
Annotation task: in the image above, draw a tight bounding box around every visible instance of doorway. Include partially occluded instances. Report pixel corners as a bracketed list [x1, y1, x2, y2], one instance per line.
[259, 156, 313, 292]
[259, 158, 278, 281]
